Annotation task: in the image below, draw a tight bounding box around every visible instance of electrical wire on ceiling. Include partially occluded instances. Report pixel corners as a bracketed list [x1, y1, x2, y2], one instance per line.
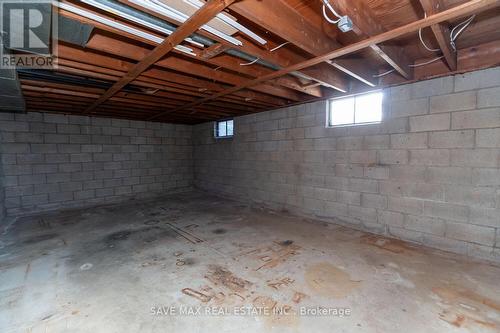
[450, 15, 476, 51]
[418, 13, 476, 53]
[377, 13, 476, 78]
[322, 0, 342, 23]
[418, 13, 440, 52]
[239, 42, 291, 66]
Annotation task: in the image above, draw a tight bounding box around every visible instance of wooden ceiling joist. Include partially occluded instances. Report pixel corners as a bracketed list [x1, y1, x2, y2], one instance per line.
[14, 0, 500, 123]
[148, 0, 499, 120]
[419, 0, 458, 70]
[84, 0, 238, 113]
[330, 0, 413, 79]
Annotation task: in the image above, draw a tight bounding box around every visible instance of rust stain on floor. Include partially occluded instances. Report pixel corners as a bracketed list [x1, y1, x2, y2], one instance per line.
[433, 286, 500, 330]
[305, 262, 360, 298]
[361, 235, 418, 254]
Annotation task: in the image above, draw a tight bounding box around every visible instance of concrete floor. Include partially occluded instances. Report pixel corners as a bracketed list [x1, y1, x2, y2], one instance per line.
[1, 192, 499, 333]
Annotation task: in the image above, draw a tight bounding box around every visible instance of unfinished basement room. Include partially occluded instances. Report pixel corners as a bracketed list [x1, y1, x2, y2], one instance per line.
[1, 0, 500, 332]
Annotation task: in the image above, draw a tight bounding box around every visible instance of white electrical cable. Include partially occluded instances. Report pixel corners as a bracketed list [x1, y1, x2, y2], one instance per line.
[409, 56, 445, 67]
[418, 13, 440, 52]
[322, 5, 340, 24]
[322, 0, 343, 20]
[239, 58, 260, 66]
[270, 42, 290, 52]
[450, 15, 475, 51]
[372, 69, 395, 78]
[55, 2, 197, 56]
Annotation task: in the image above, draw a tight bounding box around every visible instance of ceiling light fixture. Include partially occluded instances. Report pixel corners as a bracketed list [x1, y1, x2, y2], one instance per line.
[183, 0, 267, 45]
[55, 2, 197, 56]
[129, 0, 242, 46]
[80, 0, 203, 48]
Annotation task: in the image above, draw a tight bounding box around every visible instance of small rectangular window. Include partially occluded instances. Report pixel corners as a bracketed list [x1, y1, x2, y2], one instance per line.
[215, 119, 234, 138]
[328, 91, 383, 127]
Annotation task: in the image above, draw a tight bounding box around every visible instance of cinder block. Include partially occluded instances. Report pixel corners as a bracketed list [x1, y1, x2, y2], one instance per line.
[421, 234, 467, 255]
[430, 91, 476, 113]
[378, 210, 404, 227]
[379, 181, 444, 201]
[14, 132, 44, 143]
[44, 113, 68, 124]
[21, 194, 48, 206]
[16, 154, 44, 165]
[70, 153, 92, 163]
[363, 135, 390, 149]
[350, 150, 377, 164]
[429, 130, 474, 148]
[348, 205, 377, 222]
[454, 67, 500, 91]
[0, 121, 29, 132]
[476, 128, 500, 147]
[409, 113, 450, 132]
[336, 136, 363, 150]
[336, 190, 361, 205]
[450, 149, 499, 168]
[45, 134, 69, 144]
[49, 191, 74, 203]
[470, 206, 500, 228]
[477, 86, 500, 108]
[452, 108, 500, 129]
[390, 98, 429, 118]
[378, 150, 408, 165]
[391, 133, 428, 149]
[424, 201, 469, 222]
[404, 215, 446, 236]
[364, 166, 389, 180]
[361, 193, 387, 209]
[412, 76, 454, 98]
[18, 174, 46, 185]
[74, 190, 95, 200]
[472, 168, 500, 186]
[389, 165, 427, 182]
[427, 166, 472, 185]
[445, 221, 495, 246]
[349, 178, 378, 193]
[1, 143, 30, 153]
[388, 196, 424, 215]
[467, 243, 500, 264]
[445, 185, 496, 208]
[410, 149, 450, 166]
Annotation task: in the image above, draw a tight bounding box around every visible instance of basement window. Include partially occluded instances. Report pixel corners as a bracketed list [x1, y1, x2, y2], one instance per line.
[328, 91, 383, 127]
[214, 119, 234, 138]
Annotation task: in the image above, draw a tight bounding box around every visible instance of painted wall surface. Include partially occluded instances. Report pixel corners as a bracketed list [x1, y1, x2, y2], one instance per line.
[194, 67, 500, 263]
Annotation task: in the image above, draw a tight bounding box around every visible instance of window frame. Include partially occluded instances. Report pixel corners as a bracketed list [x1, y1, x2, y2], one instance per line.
[214, 119, 234, 139]
[327, 90, 384, 128]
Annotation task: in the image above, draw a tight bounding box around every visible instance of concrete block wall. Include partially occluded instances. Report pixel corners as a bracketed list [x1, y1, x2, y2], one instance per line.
[0, 112, 193, 216]
[193, 66, 500, 264]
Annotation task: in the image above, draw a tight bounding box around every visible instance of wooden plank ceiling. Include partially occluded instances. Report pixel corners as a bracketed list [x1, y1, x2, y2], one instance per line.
[19, 0, 500, 124]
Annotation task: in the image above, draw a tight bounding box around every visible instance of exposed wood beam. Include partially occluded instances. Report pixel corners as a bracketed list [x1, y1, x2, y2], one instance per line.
[84, 0, 237, 114]
[330, 0, 412, 79]
[58, 4, 317, 100]
[228, 0, 360, 90]
[58, 44, 283, 107]
[419, 0, 458, 70]
[331, 59, 377, 87]
[147, 0, 499, 120]
[119, 0, 349, 92]
[200, 43, 231, 59]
